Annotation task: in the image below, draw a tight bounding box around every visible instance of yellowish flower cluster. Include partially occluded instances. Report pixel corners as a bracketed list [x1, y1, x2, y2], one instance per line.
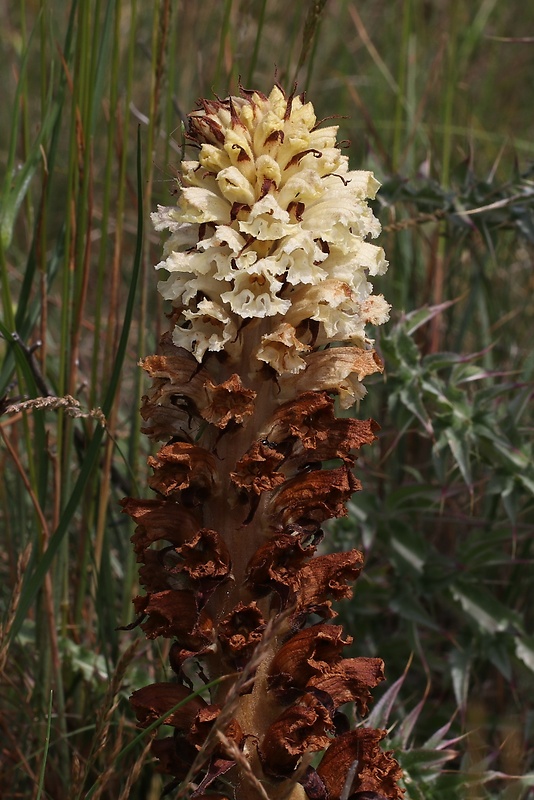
[152, 85, 389, 369]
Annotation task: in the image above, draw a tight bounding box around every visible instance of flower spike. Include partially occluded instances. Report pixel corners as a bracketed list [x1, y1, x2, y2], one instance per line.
[123, 84, 403, 800]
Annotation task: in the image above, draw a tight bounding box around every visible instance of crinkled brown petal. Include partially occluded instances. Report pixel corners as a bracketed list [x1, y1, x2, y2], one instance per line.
[263, 392, 338, 450]
[169, 528, 231, 582]
[218, 601, 266, 667]
[150, 735, 198, 779]
[148, 443, 217, 498]
[231, 441, 286, 495]
[141, 343, 208, 388]
[261, 392, 378, 470]
[202, 374, 257, 428]
[140, 348, 210, 440]
[140, 406, 199, 442]
[316, 728, 404, 800]
[137, 550, 176, 592]
[188, 703, 222, 748]
[141, 348, 207, 390]
[288, 421, 379, 473]
[130, 681, 206, 728]
[294, 551, 364, 620]
[260, 693, 334, 777]
[268, 624, 352, 700]
[269, 466, 361, 526]
[121, 497, 200, 556]
[189, 705, 244, 751]
[134, 589, 215, 646]
[307, 657, 385, 715]
[245, 529, 322, 598]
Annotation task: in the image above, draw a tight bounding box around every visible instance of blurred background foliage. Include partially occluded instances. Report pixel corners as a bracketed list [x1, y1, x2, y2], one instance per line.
[0, 1, 533, 798]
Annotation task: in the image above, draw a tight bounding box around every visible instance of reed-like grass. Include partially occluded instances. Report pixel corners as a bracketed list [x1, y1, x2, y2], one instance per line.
[1, 1, 533, 798]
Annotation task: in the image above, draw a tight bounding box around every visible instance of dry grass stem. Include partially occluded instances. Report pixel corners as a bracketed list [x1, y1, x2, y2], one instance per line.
[117, 737, 156, 800]
[216, 730, 272, 800]
[2, 395, 107, 426]
[0, 542, 32, 673]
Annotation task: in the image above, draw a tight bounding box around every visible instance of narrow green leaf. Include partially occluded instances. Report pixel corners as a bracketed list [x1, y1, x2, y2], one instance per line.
[514, 635, 534, 673]
[1, 12, 42, 216]
[449, 647, 471, 709]
[400, 746, 458, 773]
[450, 583, 520, 635]
[442, 427, 472, 487]
[399, 385, 433, 436]
[9, 130, 144, 644]
[486, 637, 512, 681]
[389, 523, 426, 575]
[246, 0, 267, 85]
[0, 13, 60, 249]
[36, 690, 53, 800]
[403, 300, 456, 336]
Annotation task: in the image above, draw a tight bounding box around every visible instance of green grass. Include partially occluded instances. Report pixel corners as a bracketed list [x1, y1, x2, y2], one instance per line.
[1, 1, 533, 797]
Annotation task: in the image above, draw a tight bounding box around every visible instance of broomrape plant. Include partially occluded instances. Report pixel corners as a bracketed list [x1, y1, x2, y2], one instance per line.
[123, 84, 402, 800]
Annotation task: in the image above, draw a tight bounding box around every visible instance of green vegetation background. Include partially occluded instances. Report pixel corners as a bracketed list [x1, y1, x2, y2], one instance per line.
[0, 1, 533, 798]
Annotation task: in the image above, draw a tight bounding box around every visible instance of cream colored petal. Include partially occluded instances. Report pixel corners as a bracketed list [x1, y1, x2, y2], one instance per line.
[255, 322, 311, 374]
[162, 224, 200, 255]
[220, 267, 290, 319]
[223, 128, 254, 163]
[281, 347, 383, 409]
[344, 170, 381, 198]
[361, 294, 391, 325]
[277, 169, 324, 207]
[353, 240, 389, 276]
[212, 248, 258, 282]
[179, 186, 231, 224]
[157, 273, 192, 302]
[151, 205, 182, 232]
[160, 249, 214, 276]
[277, 230, 328, 286]
[197, 145, 230, 173]
[197, 225, 247, 254]
[309, 125, 339, 149]
[173, 300, 237, 362]
[216, 166, 256, 206]
[255, 154, 282, 189]
[266, 85, 288, 117]
[238, 194, 294, 240]
[302, 184, 381, 242]
[180, 274, 229, 306]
